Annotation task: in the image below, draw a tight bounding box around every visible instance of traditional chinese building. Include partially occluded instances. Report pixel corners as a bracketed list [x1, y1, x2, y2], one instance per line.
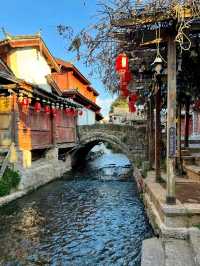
[52, 58, 103, 125]
[0, 33, 81, 170]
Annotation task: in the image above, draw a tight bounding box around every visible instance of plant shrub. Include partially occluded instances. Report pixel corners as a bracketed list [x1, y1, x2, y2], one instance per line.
[0, 167, 21, 197]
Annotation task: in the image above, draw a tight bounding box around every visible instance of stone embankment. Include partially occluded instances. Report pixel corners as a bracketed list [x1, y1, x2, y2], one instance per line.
[0, 148, 72, 207]
[137, 168, 200, 266]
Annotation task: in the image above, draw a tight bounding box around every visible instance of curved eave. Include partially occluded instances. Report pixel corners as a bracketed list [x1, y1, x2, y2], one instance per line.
[0, 37, 60, 72]
[56, 58, 91, 85]
[87, 86, 99, 96]
[96, 112, 104, 121]
[63, 89, 101, 112]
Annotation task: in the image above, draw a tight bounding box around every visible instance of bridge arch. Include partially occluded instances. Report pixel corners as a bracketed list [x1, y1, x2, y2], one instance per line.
[72, 131, 132, 165]
[71, 123, 147, 166]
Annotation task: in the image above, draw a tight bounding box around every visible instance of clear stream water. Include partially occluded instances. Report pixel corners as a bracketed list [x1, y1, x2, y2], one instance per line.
[0, 148, 153, 266]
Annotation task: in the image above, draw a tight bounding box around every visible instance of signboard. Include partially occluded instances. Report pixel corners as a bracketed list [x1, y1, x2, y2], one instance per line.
[0, 96, 12, 112]
[169, 126, 176, 157]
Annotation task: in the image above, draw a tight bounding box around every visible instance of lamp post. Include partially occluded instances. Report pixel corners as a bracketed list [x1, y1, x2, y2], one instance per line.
[152, 55, 163, 182]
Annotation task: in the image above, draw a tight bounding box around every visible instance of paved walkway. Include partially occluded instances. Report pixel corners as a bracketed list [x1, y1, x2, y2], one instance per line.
[141, 236, 199, 266]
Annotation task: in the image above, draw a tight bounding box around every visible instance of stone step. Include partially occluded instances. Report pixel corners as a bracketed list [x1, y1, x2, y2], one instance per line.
[164, 239, 195, 266]
[189, 147, 200, 154]
[189, 230, 200, 266]
[141, 238, 196, 266]
[185, 165, 200, 182]
[182, 155, 195, 166]
[141, 238, 165, 266]
[181, 149, 191, 156]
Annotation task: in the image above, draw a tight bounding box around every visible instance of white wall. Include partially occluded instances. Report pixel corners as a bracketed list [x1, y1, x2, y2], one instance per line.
[78, 108, 96, 125]
[10, 47, 52, 92]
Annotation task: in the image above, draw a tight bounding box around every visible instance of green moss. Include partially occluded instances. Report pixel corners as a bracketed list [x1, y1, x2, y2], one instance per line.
[193, 224, 200, 230]
[0, 167, 21, 197]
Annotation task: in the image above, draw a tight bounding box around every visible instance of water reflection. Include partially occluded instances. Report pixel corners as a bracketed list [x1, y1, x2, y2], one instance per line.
[0, 146, 153, 266]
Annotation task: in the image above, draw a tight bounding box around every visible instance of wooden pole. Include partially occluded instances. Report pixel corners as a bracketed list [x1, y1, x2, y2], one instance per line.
[184, 99, 190, 148]
[166, 36, 176, 204]
[155, 84, 161, 181]
[148, 96, 154, 169]
[177, 102, 182, 173]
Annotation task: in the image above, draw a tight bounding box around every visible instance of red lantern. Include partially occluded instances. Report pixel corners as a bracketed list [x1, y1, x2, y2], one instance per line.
[51, 104, 57, 116]
[44, 105, 50, 114]
[119, 81, 129, 98]
[64, 108, 70, 115]
[121, 70, 133, 84]
[70, 108, 75, 116]
[34, 100, 41, 113]
[115, 53, 129, 74]
[128, 94, 138, 113]
[120, 88, 129, 98]
[129, 103, 136, 113]
[22, 97, 29, 107]
[129, 94, 138, 103]
[79, 110, 83, 116]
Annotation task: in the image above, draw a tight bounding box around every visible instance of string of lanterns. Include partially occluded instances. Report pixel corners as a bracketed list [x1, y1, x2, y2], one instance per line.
[17, 92, 83, 117]
[115, 53, 137, 113]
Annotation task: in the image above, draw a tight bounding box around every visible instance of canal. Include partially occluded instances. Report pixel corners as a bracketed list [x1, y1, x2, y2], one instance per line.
[0, 146, 153, 266]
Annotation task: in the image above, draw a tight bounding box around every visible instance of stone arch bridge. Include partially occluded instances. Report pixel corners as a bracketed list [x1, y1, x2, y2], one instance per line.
[72, 123, 148, 165]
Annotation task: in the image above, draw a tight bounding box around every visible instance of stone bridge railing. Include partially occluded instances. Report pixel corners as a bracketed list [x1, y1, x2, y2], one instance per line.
[77, 122, 148, 163]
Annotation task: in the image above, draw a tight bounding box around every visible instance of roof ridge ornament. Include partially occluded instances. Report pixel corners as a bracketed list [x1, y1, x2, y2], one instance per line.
[1, 27, 12, 40]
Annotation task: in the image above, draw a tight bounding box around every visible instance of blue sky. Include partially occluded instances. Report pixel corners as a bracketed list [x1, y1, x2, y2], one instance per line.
[0, 0, 115, 117]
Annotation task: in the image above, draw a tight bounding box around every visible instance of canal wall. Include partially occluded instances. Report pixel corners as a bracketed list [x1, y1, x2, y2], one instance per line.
[0, 148, 72, 207]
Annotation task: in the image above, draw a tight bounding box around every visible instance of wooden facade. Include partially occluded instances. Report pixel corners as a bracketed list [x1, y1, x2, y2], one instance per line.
[0, 92, 77, 151]
[0, 33, 103, 168]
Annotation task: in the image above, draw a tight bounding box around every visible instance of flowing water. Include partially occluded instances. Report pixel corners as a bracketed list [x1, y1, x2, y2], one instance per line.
[0, 148, 153, 266]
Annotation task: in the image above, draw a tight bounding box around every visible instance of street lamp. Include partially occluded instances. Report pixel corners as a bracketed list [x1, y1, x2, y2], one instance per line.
[152, 55, 163, 75]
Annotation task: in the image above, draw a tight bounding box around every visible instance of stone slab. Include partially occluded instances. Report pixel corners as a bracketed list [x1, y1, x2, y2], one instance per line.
[164, 239, 195, 266]
[189, 228, 200, 266]
[141, 238, 165, 266]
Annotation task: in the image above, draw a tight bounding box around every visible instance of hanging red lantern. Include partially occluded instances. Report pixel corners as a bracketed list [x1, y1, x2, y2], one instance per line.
[44, 105, 50, 114]
[34, 98, 41, 113]
[129, 103, 136, 113]
[121, 69, 133, 84]
[51, 104, 57, 116]
[22, 97, 29, 107]
[119, 81, 129, 98]
[128, 94, 138, 113]
[115, 53, 129, 74]
[120, 88, 129, 98]
[79, 110, 83, 116]
[129, 94, 138, 103]
[69, 108, 75, 116]
[64, 107, 70, 115]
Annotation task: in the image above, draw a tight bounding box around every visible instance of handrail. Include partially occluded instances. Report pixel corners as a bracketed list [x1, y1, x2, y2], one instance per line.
[0, 143, 14, 180]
